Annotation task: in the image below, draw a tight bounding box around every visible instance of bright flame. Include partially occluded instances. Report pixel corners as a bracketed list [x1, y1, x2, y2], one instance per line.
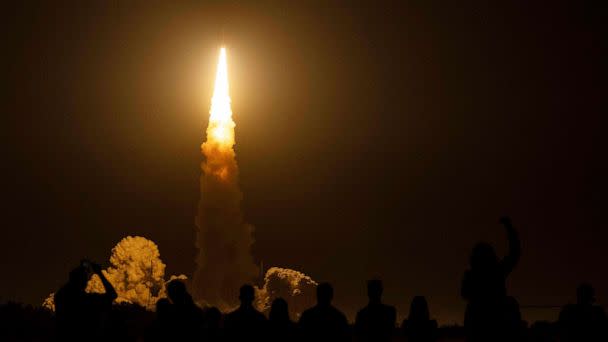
[208, 47, 234, 147]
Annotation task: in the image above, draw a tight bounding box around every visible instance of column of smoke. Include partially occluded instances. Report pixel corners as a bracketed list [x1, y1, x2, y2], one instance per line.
[192, 48, 317, 315]
[192, 48, 258, 310]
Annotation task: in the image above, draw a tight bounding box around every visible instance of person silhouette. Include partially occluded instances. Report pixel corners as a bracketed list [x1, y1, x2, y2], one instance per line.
[54, 260, 117, 341]
[354, 279, 396, 341]
[299, 282, 349, 342]
[268, 297, 298, 342]
[558, 283, 607, 342]
[461, 217, 522, 342]
[202, 306, 222, 342]
[402, 296, 437, 342]
[224, 284, 267, 341]
[145, 298, 174, 342]
[165, 279, 204, 341]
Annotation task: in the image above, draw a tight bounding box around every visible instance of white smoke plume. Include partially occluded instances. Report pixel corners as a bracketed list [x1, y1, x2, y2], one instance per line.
[43, 236, 186, 311]
[192, 48, 258, 310]
[255, 267, 318, 319]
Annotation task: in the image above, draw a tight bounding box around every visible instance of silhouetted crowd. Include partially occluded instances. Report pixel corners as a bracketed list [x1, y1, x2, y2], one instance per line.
[1, 217, 606, 341]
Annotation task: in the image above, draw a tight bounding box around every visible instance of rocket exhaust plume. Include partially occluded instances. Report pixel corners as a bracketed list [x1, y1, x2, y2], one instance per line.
[192, 47, 258, 309]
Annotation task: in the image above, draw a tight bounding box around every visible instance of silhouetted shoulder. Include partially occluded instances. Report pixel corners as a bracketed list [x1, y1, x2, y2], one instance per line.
[226, 306, 266, 321]
[328, 305, 349, 323]
[54, 285, 69, 304]
[356, 303, 396, 321]
[402, 318, 438, 330]
[384, 303, 397, 317]
[593, 305, 607, 320]
[560, 303, 608, 322]
[333, 305, 349, 324]
[299, 305, 348, 327]
[355, 304, 396, 341]
[298, 306, 316, 324]
[559, 304, 577, 319]
[224, 305, 267, 338]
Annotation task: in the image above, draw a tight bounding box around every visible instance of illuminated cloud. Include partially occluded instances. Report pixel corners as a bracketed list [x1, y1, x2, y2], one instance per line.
[256, 267, 318, 319]
[43, 236, 186, 311]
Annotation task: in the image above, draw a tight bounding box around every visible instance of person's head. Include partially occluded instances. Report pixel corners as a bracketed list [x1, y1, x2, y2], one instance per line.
[316, 282, 333, 306]
[239, 284, 255, 306]
[470, 242, 498, 271]
[68, 265, 90, 291]
[577, 283, 595, 305]
[408, 296, 430, 321]
[269, 297, 290, 321]
[367, 279, 383, 302]
[167, 280, 191, 305]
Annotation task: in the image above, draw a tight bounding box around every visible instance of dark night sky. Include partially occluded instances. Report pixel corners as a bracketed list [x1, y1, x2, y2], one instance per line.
[2, 1, 607, 323]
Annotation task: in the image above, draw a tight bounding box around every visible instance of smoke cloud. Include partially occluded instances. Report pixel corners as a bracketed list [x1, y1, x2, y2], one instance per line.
[43, 236, 186, 311]
[255, 267, 318, 319]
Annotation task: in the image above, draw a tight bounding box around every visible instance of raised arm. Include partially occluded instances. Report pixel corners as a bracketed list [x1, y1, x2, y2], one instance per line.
[499, 216, 520, 274]
[91, 262, 117, 301]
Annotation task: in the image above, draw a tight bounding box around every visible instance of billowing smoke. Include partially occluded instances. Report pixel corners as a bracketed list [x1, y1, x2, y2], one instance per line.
[42, 293, 56, 312]
[86, 236, 186, 308]
[192, 48, 258, 310]
[43, 236, 186, 311]
[255, 267, 318, 319]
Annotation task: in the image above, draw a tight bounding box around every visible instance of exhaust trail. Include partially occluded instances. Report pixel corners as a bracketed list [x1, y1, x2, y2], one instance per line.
[192, 48, 258, 310]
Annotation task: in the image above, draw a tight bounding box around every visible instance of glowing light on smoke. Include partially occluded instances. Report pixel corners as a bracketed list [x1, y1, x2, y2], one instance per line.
[43, 236, 187, 311]
[208, 47, 235, 148]
[193, 47, 258, 309]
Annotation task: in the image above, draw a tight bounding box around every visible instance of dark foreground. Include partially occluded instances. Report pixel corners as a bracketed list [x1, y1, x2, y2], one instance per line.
[3, 218, 605, 341]
[0, 300, 577, 342]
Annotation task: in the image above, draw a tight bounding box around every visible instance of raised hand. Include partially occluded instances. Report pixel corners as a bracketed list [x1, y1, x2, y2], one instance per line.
[500, 216, 520, 273]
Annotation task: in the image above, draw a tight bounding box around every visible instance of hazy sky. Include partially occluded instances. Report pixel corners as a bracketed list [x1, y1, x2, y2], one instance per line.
[2, 1, 606, 323]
